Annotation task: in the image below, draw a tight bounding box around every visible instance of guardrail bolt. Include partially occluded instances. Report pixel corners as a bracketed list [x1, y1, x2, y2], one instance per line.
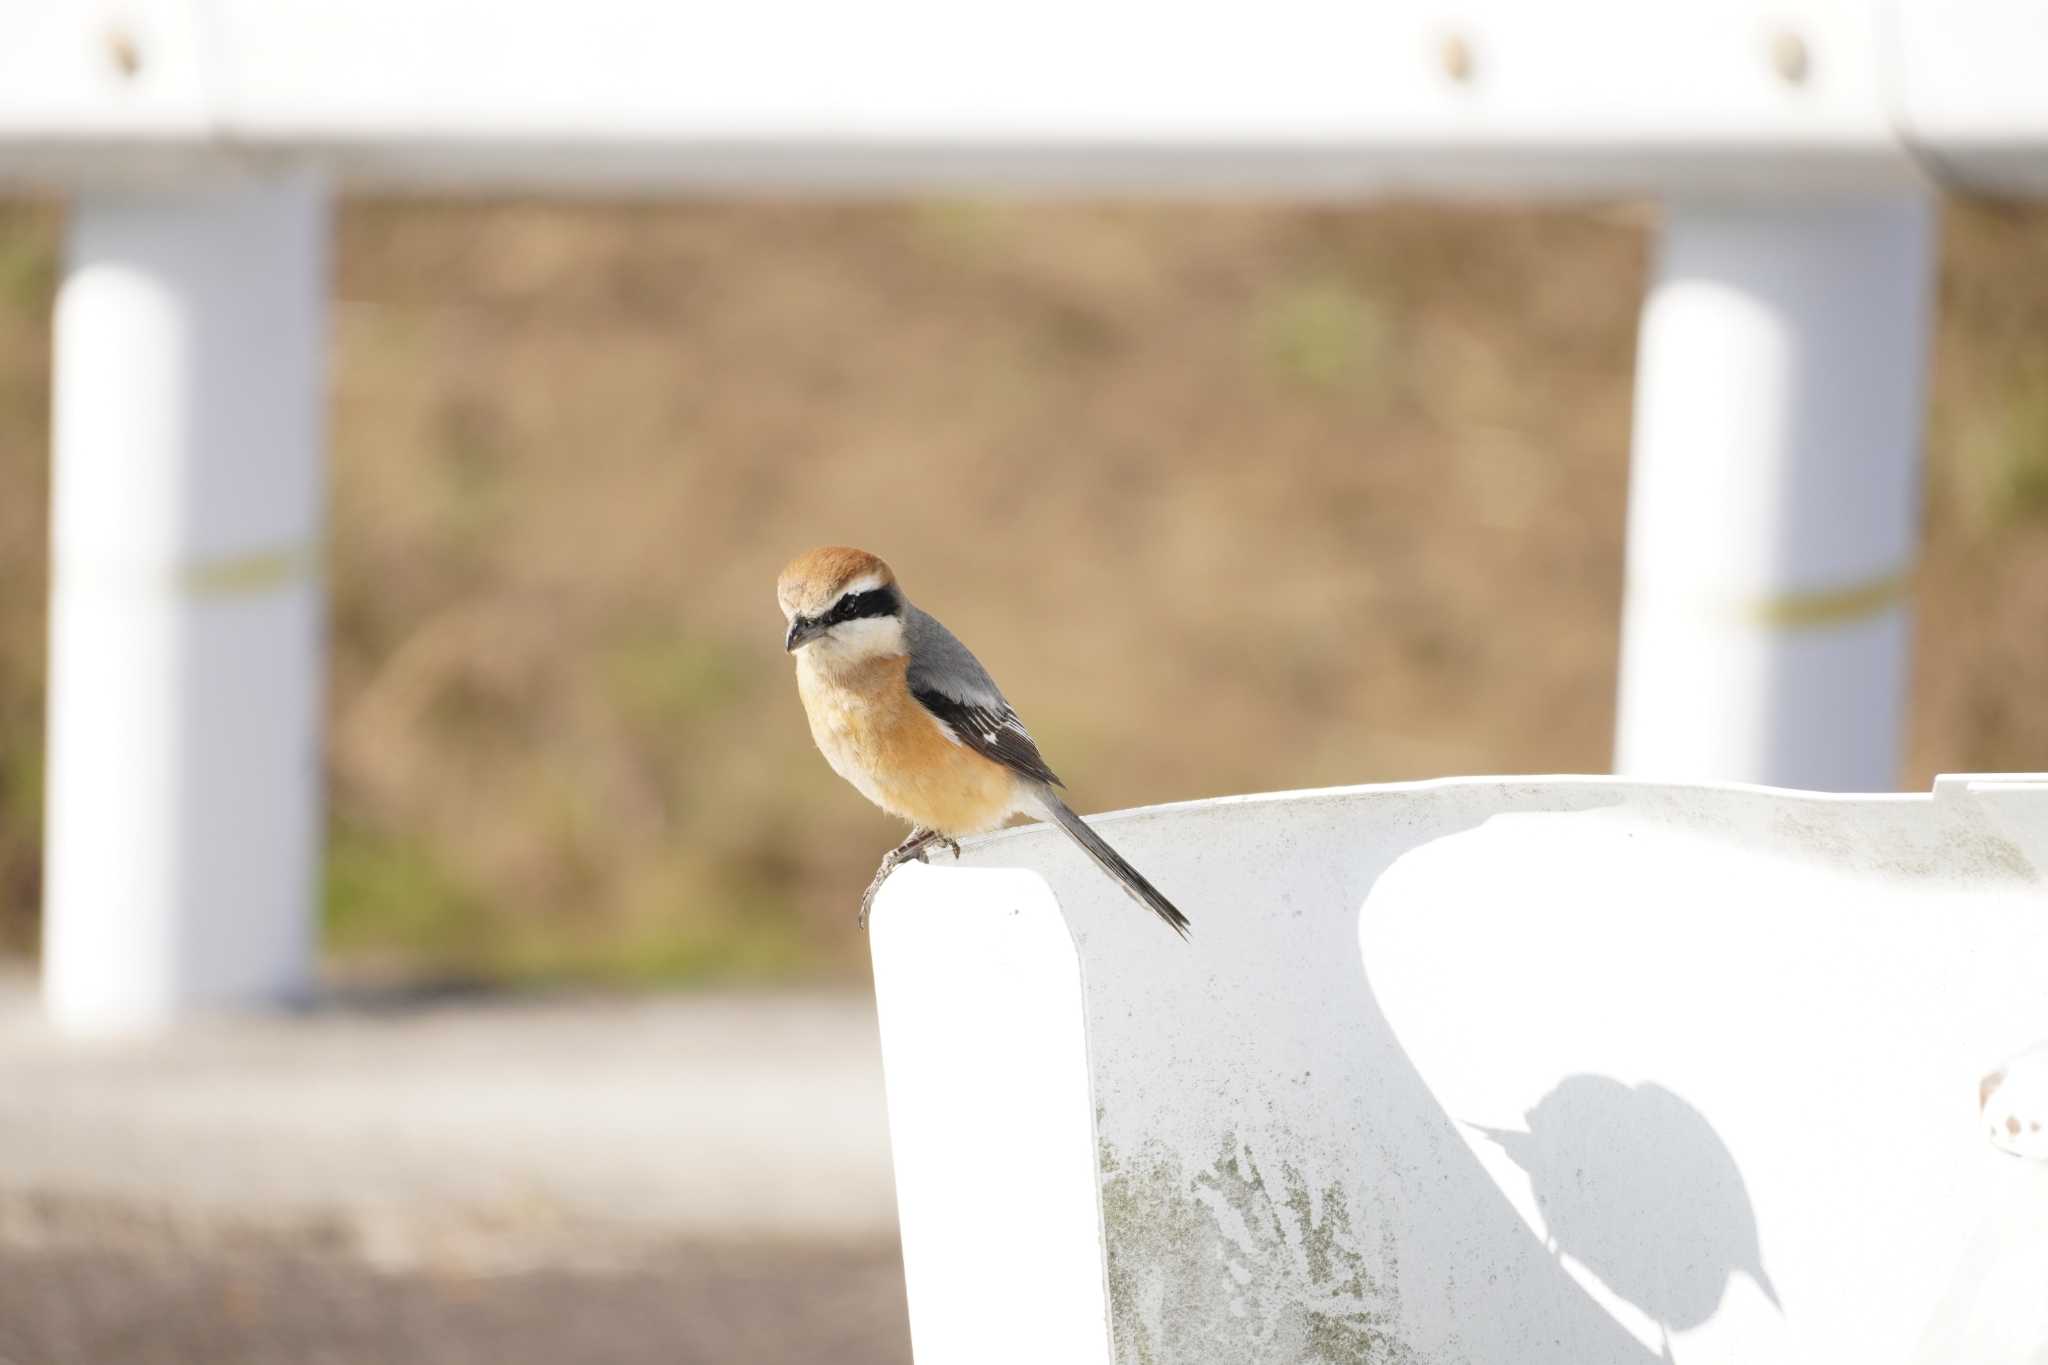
[1769, 29, 1809, 86]
[105, 26, 143, 80]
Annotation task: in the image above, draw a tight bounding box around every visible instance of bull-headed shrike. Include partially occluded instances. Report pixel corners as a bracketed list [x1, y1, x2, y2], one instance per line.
[777, 546, 1190, 938]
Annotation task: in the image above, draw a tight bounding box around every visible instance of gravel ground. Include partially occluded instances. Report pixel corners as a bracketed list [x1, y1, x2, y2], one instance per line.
[0, 1238, 911, 1365]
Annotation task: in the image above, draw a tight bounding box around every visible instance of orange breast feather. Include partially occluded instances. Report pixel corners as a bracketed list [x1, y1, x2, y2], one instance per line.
[798, 654, 1019, 835]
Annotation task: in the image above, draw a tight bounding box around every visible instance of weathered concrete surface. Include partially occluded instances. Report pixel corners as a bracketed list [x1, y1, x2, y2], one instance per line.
[872, 774, 2048, 1365]
[0, 974, 898, 1270]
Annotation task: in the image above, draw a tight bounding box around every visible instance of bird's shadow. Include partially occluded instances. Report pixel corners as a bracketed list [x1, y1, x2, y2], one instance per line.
[1471, 1075, 1781, 1361]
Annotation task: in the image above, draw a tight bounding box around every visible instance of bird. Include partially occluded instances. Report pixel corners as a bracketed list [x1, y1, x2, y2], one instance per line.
[776, 546, 1190, 938]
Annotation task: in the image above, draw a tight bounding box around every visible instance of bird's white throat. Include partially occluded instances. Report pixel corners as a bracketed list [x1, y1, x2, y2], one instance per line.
[800, 613, 907, 671]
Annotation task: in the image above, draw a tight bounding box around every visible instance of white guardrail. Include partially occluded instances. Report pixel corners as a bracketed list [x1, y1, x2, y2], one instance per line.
[871, 774, 2048, 1365]
[0, 1, 2043, 1032]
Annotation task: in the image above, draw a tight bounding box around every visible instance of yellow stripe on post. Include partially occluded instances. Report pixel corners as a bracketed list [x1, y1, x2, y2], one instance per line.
[1744, 568, 1914, 630]
[179, 543, 321, 598]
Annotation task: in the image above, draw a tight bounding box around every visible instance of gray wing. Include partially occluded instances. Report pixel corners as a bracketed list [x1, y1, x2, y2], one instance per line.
[904, 605, 1065, 789]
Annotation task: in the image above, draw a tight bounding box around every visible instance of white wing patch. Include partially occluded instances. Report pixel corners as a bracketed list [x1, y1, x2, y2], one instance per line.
[928, 707, 1022, 750]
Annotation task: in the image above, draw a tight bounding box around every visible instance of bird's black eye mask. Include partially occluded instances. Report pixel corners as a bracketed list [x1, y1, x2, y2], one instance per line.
[824, 587, 900, 626]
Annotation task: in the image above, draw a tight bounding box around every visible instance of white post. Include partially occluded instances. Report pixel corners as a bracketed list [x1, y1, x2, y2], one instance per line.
[1614, 195, 1936, 792]
[43, 175, 330, 1034]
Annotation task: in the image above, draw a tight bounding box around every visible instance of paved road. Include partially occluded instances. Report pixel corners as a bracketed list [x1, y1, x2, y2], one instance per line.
[0, 979, 898, 1257]
[0, 977, 911, 1362]
[0, 1237, 911, 1365]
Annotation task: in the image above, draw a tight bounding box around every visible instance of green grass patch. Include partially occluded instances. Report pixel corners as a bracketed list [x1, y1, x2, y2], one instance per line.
[1953, 374, 2048, 533]
[324, 821, 493, 968]
[324, 820, 822, 987]
[1255, 280, 1391, 394]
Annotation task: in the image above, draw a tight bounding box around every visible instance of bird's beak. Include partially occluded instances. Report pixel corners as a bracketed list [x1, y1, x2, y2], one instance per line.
[785, 616, 825, 652]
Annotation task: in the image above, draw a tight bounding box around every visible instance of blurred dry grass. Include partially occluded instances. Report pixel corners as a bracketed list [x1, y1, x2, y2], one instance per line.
[1, 197, 2046, 981]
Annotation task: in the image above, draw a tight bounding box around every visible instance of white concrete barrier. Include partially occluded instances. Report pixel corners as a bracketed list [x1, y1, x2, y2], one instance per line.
[870, 774, 2048, 1365]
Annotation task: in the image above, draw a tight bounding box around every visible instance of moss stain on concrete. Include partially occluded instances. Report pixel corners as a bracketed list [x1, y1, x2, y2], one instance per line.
[1100, 1133, 1419, 1364]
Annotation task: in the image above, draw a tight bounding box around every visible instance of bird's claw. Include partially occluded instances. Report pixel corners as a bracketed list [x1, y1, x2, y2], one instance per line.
[857, 858, 897, 931]
[857, 831, 962, 931]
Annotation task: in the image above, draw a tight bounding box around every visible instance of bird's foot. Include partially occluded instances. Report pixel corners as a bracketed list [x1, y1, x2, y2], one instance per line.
[856, 863, 892, 931]
[858, 828, 949, 930]
[913, 835, 962, 864]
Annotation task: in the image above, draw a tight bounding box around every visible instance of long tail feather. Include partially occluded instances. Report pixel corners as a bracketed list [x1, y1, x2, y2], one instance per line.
[1042, 798, 1191, 939]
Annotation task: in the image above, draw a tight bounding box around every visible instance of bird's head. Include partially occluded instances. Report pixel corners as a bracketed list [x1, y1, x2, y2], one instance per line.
[777, 546, 907, 662]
